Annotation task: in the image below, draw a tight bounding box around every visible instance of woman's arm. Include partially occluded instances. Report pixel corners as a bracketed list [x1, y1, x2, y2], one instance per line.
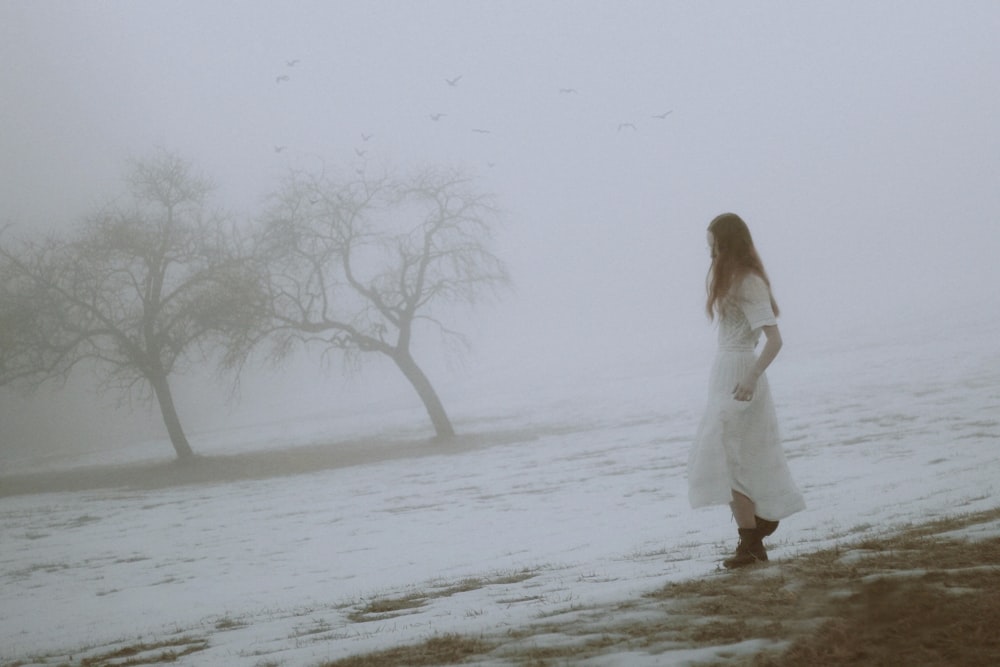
[732, 324, 782, 401]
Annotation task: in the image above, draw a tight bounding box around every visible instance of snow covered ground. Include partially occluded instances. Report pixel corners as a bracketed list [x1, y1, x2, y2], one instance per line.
[2, 312, 999, 666]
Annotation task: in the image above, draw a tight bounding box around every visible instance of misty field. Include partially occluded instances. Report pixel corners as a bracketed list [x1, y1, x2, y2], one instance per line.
[5, 2, 1000, 664]
[2, 315, 999, 666]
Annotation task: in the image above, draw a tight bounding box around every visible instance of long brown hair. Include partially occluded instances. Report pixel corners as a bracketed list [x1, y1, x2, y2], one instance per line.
[705, 213, 779, 320]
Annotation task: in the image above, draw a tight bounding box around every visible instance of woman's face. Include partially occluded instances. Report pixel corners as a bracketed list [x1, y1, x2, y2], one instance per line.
[706, 231, 717, 259]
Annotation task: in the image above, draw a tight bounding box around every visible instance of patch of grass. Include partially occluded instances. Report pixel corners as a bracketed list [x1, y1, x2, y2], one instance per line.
[214, 614, 248, 631]
[113, 555, 150, 564]
[696, 506, 1000, 666]
[68, 514, 102, 527]
[497, 594, 543, 604]
[346, 592, 429, 622]
[317, 633, 496, 667]
[77, 635, 208, 666]
[9, 562, 71, 579]
[346, 570, 536, 623]
[291, 618, 334, 638]
[493, 630, 623, 665]
[0, 429, 544, 498]
[749, 563, 1000, 665]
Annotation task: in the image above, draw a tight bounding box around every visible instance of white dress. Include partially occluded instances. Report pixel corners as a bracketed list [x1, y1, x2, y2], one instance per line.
[687, 274, 806, 520]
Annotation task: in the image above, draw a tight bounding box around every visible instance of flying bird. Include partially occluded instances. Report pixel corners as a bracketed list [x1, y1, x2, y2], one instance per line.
[355, 148, 367, 157]
[471, 128, 491, 134]
[652, 110, 673, 119]
[360, 133, 373, 142]
[617, 122, 638, 132]
[275, 74, 290, 83]
[274, 145, 287, 153]
[558, 87, 578, 94]
[430, 113, 447, 121]
[286, 59, 300, 67]
[445, 74, 463, 87]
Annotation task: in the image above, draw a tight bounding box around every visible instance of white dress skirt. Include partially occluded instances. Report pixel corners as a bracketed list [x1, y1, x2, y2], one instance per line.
[687, 274, 806, 521]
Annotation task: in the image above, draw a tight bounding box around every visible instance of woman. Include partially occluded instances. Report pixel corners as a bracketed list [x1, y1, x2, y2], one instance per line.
[688, 213, 805, 569]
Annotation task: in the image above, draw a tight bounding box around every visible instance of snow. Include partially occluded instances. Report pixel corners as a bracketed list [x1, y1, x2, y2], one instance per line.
[2, 313, 999, 666]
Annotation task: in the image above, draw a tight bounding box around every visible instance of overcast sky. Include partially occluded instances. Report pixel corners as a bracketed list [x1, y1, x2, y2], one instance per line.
[2, 1, 999, 460]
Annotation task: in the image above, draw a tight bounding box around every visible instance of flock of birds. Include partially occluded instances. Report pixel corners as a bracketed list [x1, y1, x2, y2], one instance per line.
[268, 58, 673, 171]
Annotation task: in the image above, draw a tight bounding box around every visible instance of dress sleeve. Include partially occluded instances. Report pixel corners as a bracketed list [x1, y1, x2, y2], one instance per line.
[738, 274, 777, 331]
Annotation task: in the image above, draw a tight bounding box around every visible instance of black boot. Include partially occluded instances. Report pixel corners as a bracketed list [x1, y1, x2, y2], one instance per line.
[755, 515, 779, 538]
[723, 527, 767, 569]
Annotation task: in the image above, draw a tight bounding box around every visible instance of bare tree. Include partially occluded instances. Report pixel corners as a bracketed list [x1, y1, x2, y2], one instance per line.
[234, 166, 510, 439]
[0, 151, 249, 460]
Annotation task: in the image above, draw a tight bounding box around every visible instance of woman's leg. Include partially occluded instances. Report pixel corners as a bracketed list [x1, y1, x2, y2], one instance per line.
[730, 490, 757, 529]
[725, 490, 768, 568]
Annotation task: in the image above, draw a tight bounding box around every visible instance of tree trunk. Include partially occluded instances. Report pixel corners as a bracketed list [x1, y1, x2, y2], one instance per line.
[149, 370, 195, 459]
[391, 349, 455, 439]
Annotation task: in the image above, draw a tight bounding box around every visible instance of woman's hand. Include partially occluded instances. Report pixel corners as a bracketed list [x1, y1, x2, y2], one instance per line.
[732, 375, 758, 402]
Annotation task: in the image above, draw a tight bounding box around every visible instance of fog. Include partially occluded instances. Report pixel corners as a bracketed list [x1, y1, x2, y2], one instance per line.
[2, 1, 999, 464]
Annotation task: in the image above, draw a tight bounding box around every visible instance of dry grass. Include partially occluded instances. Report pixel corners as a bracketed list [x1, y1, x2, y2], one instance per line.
[346, 571, 536, 623]
[742, 533, 1000, 666]
[318, 506, 1000, 666]
[76, 635, 209, 666]
[0, 430, 548, 498]
[318, 634, 497, 667]
[642, 508, 1000, 666]
[4, 636, 210, 667]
